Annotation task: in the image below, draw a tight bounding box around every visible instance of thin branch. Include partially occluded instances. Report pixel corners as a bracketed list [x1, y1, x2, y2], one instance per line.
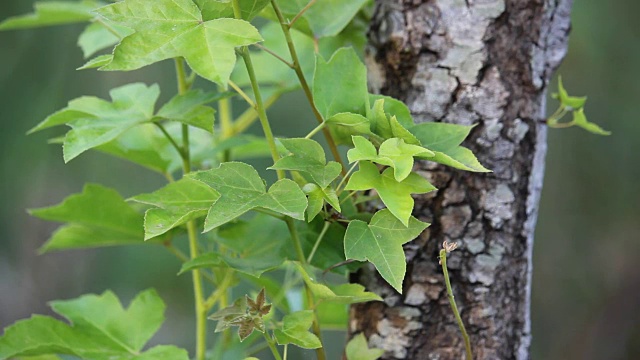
[253, 43, 295, 68]
[228, 80, 256, 108]
[289, 0, 316, 28]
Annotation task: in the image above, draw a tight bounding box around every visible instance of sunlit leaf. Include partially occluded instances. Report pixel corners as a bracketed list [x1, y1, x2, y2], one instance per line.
[274, 311, 321, 349]
[348, 136, 433, 181]
[95, 0, 262, 86]
[295, 262, 382, 304]
[190, 162, 307, 232]
[555, 76, 587, 110]
[130, 178, 220, 239]
[270, 138, 341, 188]
[344, 210, 429, 292]
[572, 108, 611, 136]
[346, 333, 384, 360]
[345, 161, 435, 226]
[410, 122, 491, 172]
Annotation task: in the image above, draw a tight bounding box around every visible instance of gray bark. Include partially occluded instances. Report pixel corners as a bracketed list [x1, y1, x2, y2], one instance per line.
[350, 0, 572, 359]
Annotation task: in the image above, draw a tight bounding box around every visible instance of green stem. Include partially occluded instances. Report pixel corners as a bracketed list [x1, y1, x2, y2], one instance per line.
[305, 121, 326, 139]
[336, 162, 358, 194]
[254, 43, 295, 68]
[307, 221, 330, 263]
[238, 47, 283, 178]
[270, 0, 346, 175]
[289, 0, 316, 27]
[154, 123, 184, 158]
[264, 332, 283, 360]
[439, 249, 472, 360]
[188, 221, 207, 360]
[231, 93, 280, 135]
[176, 57, 206, 360]
[229, 80, 256, 108]
[286, 220, 326, 360]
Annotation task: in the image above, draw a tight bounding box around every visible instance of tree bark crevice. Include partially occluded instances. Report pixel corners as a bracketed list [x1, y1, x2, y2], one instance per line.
[352, 0, 572, 359]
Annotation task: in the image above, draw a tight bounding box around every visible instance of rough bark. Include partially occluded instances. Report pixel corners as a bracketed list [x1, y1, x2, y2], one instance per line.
[350, 0, 572, 359]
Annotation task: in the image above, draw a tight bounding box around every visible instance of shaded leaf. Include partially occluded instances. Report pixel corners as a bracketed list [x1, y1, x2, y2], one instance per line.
[0, 1, 98, 30]
[295, 263, 382, 304]
[95, 0, 262, 86]
[326, 112, 372, 146]
[77, 21, 133, 58]
[29, 83, 160, 162]
[190, 162, 307, 232]
[344, 210, 429, 292]
[274, 311, 321, 349]
[156, 89, 228, 133]
[368, 99, 420, 145]
[0, 290, 188, 360]
[271, 0, 369, 38]
[344, 161, 435, 226]
[78, 54, 113, 70]
[180, 214, 289, 277]
[313, 48, 368, 119]
[29, 184, 145, 252]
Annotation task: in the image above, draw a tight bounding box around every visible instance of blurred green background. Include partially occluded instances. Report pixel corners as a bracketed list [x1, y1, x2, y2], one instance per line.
[0, 0, 637, 359]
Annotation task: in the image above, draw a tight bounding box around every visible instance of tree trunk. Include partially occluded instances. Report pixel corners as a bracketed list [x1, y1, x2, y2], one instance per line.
[350, 0, 572, 359]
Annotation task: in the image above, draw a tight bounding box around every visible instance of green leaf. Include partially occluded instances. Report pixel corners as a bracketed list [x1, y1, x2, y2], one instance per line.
[572, 108, 611, 135]
[270, 138, 341, 188]
[348, 136, 434, 181]
[410, 122, 491, 172]
[368, 99, 420, 145]
[271, 0, 369, 38]
[232, 22, 315, 93]
[556, 76, 587, 110]
[77, 21, 133, 59]
[0, 290, 189, 360]
[345, 161, 435, 226]
[194, 0, 270, 21]
[274, 311, 321, 349]
[78, 54, 113, 70]
[95, 124, 178, 174]
[29, 184, 145, 253]
[0, 1, 98, 30]
[295, 263, 382, 304]
[313, 48, 369, 119]
[190, 162, 308, 232]
[344, 209, 429, 293]
[130, 178, 221, 240]
[156, 89, 228, 133]
[95, 0, 262, 86]
[302, 183, 340, 221]
[409, 122, 472, 152]
[346, 333, 384, 360]
[180, 214, 289, 277]
[29, 83, 160, 162]
[325, 112, 372, 146]
[369, 94, 414, 128]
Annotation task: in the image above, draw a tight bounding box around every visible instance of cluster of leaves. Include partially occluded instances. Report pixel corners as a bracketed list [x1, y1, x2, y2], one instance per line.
[0, 1, 486, 359]
[548, 76, 611, 135]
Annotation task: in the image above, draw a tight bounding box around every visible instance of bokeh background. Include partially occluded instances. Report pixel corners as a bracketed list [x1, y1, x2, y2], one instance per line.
[0, 0, 638, 359]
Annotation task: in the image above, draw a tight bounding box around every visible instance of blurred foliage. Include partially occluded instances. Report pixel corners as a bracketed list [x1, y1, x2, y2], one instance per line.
[0, 0, 637, 359]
